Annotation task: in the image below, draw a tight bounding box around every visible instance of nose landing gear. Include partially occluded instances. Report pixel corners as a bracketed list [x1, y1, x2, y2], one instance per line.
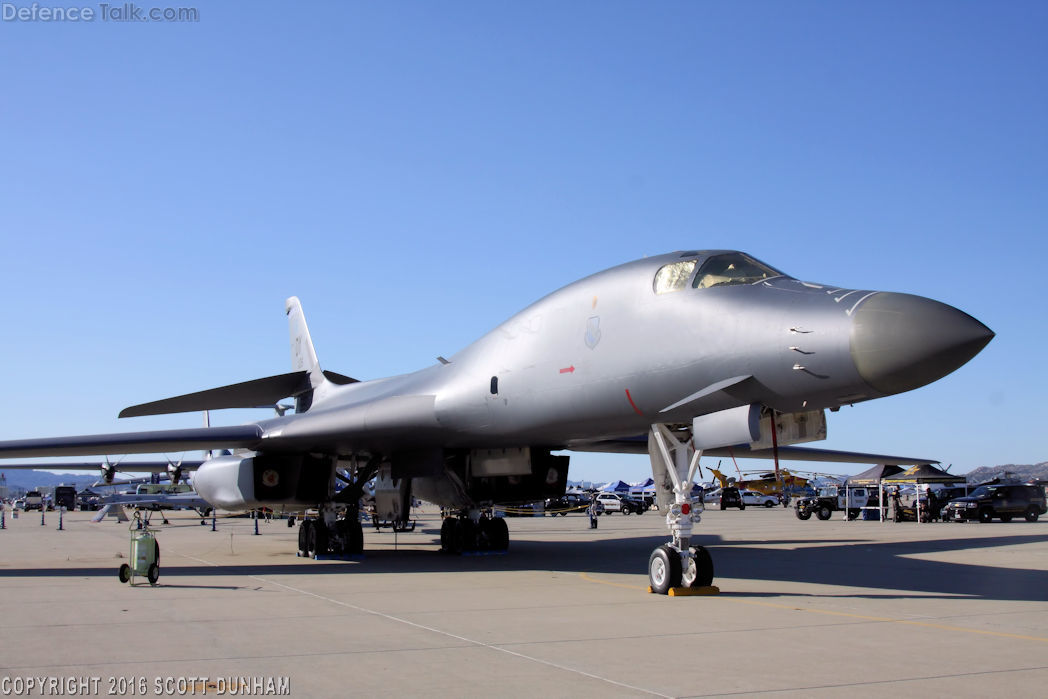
[647, 424, 718, 595]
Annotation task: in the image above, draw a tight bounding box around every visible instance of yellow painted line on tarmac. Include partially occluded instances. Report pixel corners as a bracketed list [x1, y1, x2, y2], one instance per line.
[578, 573, 1048, 643]
[579, 572, 647, 591]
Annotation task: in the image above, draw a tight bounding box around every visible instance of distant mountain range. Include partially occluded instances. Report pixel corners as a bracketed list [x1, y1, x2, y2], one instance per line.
[1, 470, 99, 493]
[3, 461, 1046, 496]
[962, 462, 1048, 484]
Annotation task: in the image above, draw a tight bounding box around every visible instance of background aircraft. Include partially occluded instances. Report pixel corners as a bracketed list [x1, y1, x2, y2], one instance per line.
[0, 250, 992, 593]
[708, 467, 811, 498]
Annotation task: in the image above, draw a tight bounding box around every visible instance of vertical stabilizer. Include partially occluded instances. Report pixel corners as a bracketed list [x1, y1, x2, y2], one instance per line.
[286, 297, 324, 390]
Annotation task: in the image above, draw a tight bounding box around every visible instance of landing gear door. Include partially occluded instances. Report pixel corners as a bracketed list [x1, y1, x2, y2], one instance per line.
[374, 464, 411, 524]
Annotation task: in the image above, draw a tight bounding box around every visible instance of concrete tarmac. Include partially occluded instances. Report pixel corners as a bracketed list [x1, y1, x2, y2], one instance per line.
[1, 505, 1046, 697]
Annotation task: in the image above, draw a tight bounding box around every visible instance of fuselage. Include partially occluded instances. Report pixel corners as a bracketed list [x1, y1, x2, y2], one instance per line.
[258, 250, 993, 456]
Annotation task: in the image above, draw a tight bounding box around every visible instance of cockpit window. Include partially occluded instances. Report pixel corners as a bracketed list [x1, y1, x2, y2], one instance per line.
[653, 260, 696, 294]
[692, 253, 783, 289]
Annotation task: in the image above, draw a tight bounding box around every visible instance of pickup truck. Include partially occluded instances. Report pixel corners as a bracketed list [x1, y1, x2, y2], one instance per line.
[24, 490, 44, 511]
[942, 484, 1047, 523]
[795, 486, 869, 520]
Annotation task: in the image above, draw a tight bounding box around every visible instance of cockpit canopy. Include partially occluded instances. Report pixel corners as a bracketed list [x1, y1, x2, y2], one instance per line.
[653, 252, 785, 295]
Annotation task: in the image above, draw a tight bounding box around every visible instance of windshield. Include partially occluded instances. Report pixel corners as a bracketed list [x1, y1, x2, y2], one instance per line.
[969, 486, 993, 498]
[653, 260, 697, 294]
[692, 252, 783, 289]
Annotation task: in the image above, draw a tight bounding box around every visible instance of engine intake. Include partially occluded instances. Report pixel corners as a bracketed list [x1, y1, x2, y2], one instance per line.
[193, 453, 333, 510]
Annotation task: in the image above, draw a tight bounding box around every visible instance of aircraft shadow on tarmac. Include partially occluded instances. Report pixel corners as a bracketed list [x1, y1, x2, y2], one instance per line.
[2, 526, 1046, 603]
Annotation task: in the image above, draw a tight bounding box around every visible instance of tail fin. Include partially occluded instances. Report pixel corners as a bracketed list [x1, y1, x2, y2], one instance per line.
[709, 468, 730, 488]
[286, 297, 324, 391]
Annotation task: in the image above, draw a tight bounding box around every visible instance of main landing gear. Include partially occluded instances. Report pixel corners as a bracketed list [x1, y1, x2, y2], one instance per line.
[298, 505, 364, 559]
[440, 511, 509, 554]
[647, 424, 716, 594]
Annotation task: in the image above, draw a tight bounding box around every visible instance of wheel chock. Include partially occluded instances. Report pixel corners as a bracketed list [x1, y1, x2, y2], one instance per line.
[670, 585, 720, 596]
[648, 585, 721, 596]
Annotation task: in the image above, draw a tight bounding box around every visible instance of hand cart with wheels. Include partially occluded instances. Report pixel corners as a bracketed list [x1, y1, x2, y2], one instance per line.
[118, 512, 160, 586]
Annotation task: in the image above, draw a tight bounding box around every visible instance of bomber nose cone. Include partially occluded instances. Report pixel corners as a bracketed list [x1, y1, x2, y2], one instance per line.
[850, 292, 994, 396]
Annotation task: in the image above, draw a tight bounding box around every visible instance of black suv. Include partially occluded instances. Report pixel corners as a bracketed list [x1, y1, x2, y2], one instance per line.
[943, 484, 1047, 523]
[719, 486, 744, 510]
[544, 493, 591, 516]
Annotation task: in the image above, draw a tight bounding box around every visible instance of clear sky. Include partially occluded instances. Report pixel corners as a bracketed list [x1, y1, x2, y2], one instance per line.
[1, 1, 1044, 484]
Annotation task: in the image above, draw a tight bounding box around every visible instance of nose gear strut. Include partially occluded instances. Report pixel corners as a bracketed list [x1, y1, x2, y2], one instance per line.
[647, 424, 716, 594]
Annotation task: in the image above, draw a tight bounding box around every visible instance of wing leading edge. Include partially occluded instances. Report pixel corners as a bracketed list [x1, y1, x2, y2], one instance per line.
[0, 424, 263, 459]
[568, 436, 936, 466]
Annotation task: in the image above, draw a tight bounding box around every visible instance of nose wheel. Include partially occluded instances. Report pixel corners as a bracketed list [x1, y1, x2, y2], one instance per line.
[648, 545, 681, 594]
[649, 544, 714, 594]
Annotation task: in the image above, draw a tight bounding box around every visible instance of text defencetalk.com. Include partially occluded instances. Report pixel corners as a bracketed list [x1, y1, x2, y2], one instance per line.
[2, 3, 199, 23]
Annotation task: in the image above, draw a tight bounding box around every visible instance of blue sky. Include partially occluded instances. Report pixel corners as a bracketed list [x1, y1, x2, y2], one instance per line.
[1, 1, 1045, 483]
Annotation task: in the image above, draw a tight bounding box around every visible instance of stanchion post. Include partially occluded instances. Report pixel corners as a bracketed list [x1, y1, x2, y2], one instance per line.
[253, 509, 259, 536]
[1, 504, 6, 530]
[58, 506, 64, 531]
[41, 508, 46, 526]
[212, 513, 217, 531]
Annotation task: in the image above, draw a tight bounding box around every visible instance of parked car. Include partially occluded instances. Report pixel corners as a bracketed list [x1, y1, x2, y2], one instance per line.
[740, 490, 778, 507]
[502, 501, 542, 517]
[544, 493, 591, 515]
[594, 492, 646, 515]
[942, 484, 1047, 523]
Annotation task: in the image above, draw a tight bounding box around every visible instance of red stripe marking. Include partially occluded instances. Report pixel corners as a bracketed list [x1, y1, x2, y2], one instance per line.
[625, 388, 643, 416]
[559, 365, 575, 374]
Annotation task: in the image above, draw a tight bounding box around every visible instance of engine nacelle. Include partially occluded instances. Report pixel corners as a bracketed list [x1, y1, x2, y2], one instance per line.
[193, 453, 334, 510]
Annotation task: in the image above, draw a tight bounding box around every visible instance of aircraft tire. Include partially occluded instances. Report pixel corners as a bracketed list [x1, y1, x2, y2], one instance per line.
[648, 545, 681, 595]
[681, 555, 697, 588]
[154, 540, 160, 564]
[147, 563, 159, 586]
[475, 518, 493, 550]
[298, 519, 312, 556]
[493, 517, 509, 551]
[691, 546, 714, 587]
[349, 520, 364, 554]
[312, 524, 329, 556]
[440, 517, 457, 553]
[118, 563, 131, 584]
[456, 519, 477, 553]
[1025, 507, 1040, 522]
[331, 520, 348, 554]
